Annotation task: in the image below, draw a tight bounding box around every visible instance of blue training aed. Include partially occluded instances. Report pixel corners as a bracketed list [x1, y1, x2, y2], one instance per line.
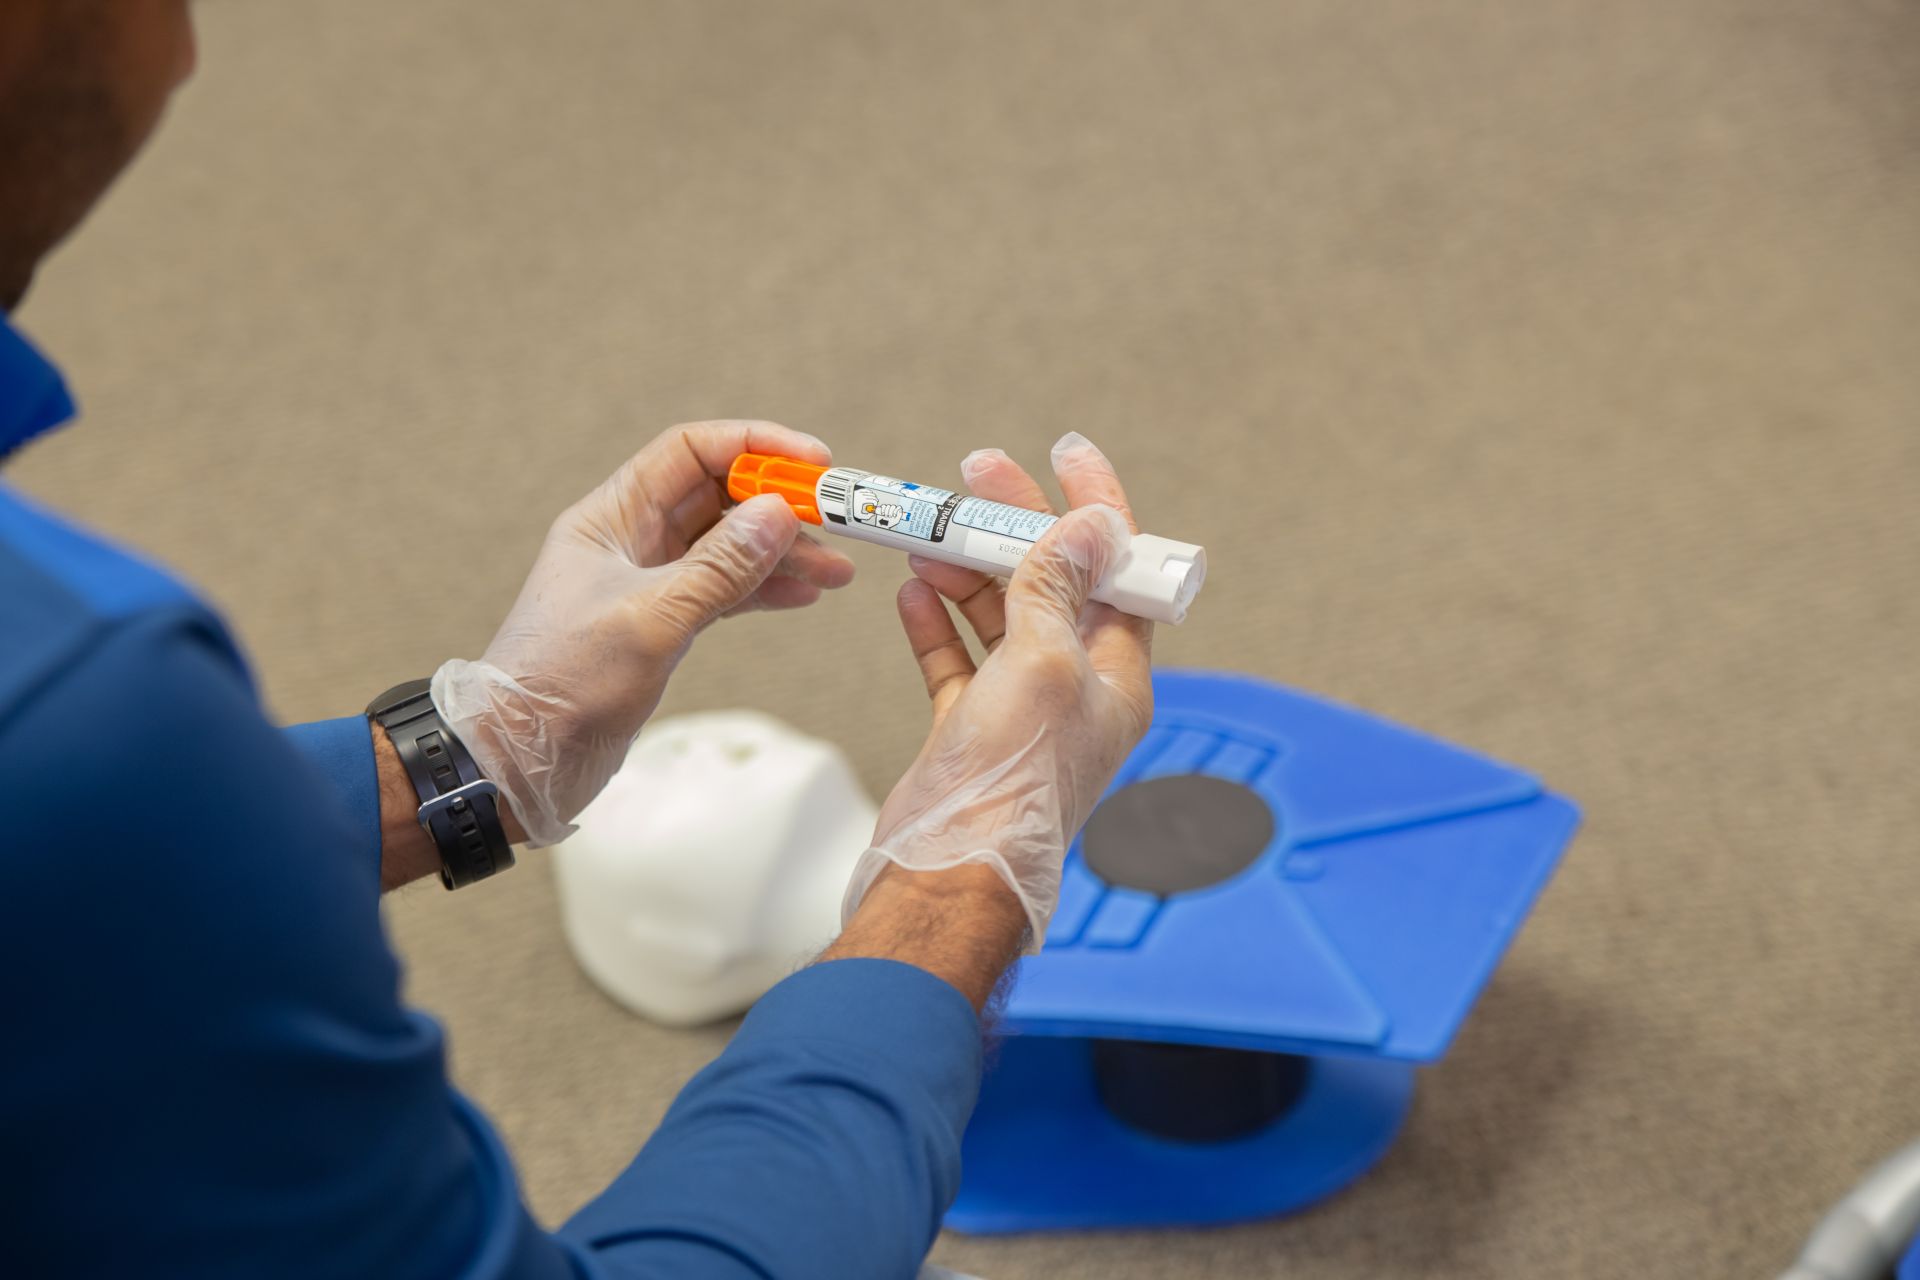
[947, 669, 1579, 1234]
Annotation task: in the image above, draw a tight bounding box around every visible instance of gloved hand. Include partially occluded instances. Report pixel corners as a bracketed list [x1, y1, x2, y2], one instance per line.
[432, 421, 856, 847]
[842, 433, 1156, 952]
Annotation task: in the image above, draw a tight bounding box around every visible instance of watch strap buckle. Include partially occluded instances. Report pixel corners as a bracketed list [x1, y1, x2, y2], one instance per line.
[416, 777, 500, 829]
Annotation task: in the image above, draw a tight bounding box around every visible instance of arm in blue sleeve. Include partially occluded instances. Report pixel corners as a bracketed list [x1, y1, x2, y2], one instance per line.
[560, 959, 985, 1280]
[282, 714, 382, 874]
[272, 720, 989, 1280]
[272, 716, 989, 1279]
[0, 613, 577, 1280]
[3, 608, 984, 1280]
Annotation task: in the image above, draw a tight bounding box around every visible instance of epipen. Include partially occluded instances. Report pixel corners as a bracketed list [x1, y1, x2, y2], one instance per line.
[728, 454, 1207, 624]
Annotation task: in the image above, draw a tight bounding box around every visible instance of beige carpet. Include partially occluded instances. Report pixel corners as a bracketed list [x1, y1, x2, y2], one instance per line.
[12, 1, 1920, 1275]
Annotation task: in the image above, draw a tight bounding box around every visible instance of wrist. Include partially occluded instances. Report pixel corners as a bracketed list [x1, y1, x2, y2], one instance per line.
[370, 722, 446, 891]
[869, 860, 1027, 919]
[823, 857, 1029, 1012]
[368, 702, 527, 894]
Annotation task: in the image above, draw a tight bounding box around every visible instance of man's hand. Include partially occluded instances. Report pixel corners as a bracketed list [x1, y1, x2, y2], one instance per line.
[835, 433, 1155, 975]
[427, 421, 855, 848]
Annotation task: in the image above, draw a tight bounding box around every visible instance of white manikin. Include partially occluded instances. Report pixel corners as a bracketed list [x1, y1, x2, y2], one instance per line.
[552, 711, 877, 1026]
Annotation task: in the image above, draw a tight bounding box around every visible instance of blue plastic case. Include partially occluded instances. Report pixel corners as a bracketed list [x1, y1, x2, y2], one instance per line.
[947, 669, 1579, 1233]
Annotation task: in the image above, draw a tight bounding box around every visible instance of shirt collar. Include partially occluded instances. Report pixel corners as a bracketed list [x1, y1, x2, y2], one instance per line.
[0, 314, 77, 461]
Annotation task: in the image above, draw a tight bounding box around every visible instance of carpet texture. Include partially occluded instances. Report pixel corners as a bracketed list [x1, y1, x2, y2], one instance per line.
[11, 1, 1920, 1275]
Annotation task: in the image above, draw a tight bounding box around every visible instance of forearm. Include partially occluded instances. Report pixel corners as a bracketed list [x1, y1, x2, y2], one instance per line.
[559, 829, 1020, 1277]
[820, 860, 1028, 1012]
[563, 957, 984, 1279]
[370, 716, 526, 892]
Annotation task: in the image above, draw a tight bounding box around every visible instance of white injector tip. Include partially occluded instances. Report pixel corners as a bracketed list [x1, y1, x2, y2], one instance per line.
[1094, 534, 1208, 625]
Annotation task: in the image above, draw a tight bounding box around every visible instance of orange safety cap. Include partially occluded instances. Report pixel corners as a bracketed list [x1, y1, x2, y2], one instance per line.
[728, 453, 828, 525]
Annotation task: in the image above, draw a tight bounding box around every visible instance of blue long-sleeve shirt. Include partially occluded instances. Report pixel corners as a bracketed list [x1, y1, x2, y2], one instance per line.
[0, 315, 982, 1279]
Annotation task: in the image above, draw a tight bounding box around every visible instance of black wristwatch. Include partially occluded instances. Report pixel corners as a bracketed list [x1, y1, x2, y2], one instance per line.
[367, 678, 515, 889]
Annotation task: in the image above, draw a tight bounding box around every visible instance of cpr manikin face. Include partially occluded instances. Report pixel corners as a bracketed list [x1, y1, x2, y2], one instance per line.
[551, 711, 876, 1026]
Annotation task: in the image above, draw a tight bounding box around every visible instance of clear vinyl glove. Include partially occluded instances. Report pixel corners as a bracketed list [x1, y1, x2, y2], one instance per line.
[432, 421, 855, 847]
[842, 433, 1156, 952]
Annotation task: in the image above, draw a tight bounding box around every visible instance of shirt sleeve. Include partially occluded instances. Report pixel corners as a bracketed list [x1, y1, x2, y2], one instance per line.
[560, 959, 985, 1280]
[281, 714, 382, 874]
[1, 610, 986, 1280]
[0, 611, 570, 1280]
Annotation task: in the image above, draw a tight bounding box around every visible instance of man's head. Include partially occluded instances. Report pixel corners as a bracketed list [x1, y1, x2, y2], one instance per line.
[0, 1, 195, 311]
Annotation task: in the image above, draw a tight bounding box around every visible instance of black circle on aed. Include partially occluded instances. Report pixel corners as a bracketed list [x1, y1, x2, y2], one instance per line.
[1081, 774, 1277, 897]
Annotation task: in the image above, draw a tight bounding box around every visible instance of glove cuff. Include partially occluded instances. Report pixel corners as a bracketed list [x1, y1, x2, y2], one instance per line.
[430, 658, 580, 848]
[841, 846, 1050, 956]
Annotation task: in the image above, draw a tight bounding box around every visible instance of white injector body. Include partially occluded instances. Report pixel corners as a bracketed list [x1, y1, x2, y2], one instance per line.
[810, 466, 1207, 625]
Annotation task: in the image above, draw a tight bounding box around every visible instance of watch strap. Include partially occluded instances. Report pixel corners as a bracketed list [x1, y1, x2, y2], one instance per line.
[367, 678, 515, 889]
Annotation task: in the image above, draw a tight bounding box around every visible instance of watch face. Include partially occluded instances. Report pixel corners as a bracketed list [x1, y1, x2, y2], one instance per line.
[367, 678, 434, 719]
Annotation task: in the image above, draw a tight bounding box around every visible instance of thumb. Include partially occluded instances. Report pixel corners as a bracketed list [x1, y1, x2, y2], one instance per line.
[1005, 503, 1128, 645]
[653, 493, 798, 636]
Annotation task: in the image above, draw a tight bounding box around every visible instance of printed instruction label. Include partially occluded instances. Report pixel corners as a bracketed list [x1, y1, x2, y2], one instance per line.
[819, 469, 960, 541]
[951, 496, 1058, 543]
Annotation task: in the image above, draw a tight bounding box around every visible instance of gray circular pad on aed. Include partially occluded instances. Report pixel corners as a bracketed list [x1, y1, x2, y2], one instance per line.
[1081, 774, 1277, 896]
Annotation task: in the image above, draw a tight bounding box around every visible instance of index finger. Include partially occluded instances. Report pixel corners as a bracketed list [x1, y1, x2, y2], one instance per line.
[625, 419, 833, 514]
[960, 448, 1056, 514]
[1049, 432, 1139, 533]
